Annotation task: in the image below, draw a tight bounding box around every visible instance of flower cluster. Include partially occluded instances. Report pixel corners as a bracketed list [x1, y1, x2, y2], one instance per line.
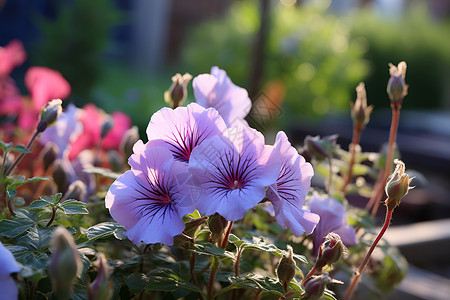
[106, 67, 319, 245]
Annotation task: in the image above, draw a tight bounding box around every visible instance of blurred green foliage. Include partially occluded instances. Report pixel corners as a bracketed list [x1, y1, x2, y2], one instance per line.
[349, 4, 450, 110]
[32, 0, 120, 103]
[181, 0, 369, 122]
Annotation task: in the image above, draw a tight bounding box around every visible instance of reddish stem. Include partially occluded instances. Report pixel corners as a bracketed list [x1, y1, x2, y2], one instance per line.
[220, 221, 234, 249]
[341, 125, 362, 193]
[344, 207, 393, 300]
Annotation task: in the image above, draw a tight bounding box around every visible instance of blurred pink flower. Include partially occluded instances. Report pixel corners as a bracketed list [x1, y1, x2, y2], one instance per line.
[0, 77, 22, 115]
[193, 66, 251, 127]
[25, 66, 71, 110]
[0, 39, 26, 78]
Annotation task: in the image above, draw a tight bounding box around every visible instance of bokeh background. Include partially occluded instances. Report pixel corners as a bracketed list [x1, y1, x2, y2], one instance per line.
[2, 1, 450, 298]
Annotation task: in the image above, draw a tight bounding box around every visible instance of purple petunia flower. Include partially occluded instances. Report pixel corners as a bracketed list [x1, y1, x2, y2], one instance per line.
[146, 102, 227, 163]
[189, 125, 280, 221]
[105, 146, 195, 245]
[267, 131, 320, 236]
[0, 242, 20, 299]
[307, 192, 357, 255]
[193, 66, 251, 127]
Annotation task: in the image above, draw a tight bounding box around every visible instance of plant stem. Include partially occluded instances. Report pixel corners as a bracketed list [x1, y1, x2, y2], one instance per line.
[46, 207, 57, 227]
[207, 259, 220, 299]
[344, 207, 393, 300]
[327, 157, 333, 194]
[341, 125, 362, 193]
[234, 249, 242, 276]
[301, 266, 318, 286]
[220, 221, 234, 249]
[5, 130, 39, 177]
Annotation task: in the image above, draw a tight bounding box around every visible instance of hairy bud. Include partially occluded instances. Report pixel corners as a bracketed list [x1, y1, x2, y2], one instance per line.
[41, 142, 59, 172]
[87, 253, 113, 300]
[208, 213, 228, 242]
[385, 159, 413, 211]
[351, 83, 373, 130]
[120, 126, 139, 159]
[276, 245, 296, 287]
[303, 272, 332, 300]
[37, 99, 63, 133]
[387, 62, 408, 107]
[52, 159, 71, 193]
[49, 226, 82, 300]
[63, 180, 87, 202]
[101, 116, 114, 139]
[314, 233, 347, 271]
[164, 73, 192, 109]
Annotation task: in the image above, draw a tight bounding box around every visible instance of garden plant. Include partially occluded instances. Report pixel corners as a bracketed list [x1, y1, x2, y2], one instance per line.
[1, 39, 413, 299]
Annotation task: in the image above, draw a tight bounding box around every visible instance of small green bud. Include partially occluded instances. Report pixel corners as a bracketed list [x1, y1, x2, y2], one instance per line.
[38, 99, 63, 133]
[314, 233, 347, 271]
[387, 62, 408, 106]
[385, 159, 414, 211]
[101, 116, 114, 139]
[49, 226, 82, 300]
[164, 73, 192, 109]
[52, 159, 71, 193]
[63, 180, 87, 202]
[350, 83, 373, 130]
[208, 213, 228, 242]
[87, 253, 113, 300]
[40, 142, 59, 172]
[120, 126, 139, 159]
[276, 245, 296, 287]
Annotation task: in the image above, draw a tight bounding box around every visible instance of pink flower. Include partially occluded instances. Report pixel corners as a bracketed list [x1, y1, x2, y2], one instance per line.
[0, 40, 26, 78]
[267, 131, 319, 236]
[106, 146, 195, 245]
[25, 66, 71, 110]
[193, 66, 251, 127]
[102, 111, 132, 150]
[189, 125, 280, 221]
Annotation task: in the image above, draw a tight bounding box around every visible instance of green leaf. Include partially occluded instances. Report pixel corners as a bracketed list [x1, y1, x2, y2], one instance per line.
[60, 199, 89, 215]
[17, 227, 53, 251]
[13, 197, 26, 206]
[10, 145, 31, 154]
[7, 176, 51, 191]
[17, 252, 50, 278]
[29, 200, 52, 210]
[0, 140, 13, 152]
[125, 273, 152, 294]
[145, 275, 206, 296]
[4, 245, 29, 256]
[72, 284, 88, 300]
[0, 217, 34, 238]
[113, 227, 127, 240]
[40, 193, 63, 204]
[191, 242, 234, 259]
[215, 274, 284, 297]
[86, 222, 122, 240]
[6, 189, 17, 201]
[228, 234, 246, 248]
[323, 289, 338, 300]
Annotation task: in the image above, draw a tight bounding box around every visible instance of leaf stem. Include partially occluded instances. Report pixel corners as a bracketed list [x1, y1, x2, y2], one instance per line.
[301, 266, 318, 286]
[344, 207, 393, 300]
[5, 130, 39, 177]
[46, 207, 57, 227]
[207, 258, 220, 299]
[341, 125, 362, 193]
[220, 221, 234, 249]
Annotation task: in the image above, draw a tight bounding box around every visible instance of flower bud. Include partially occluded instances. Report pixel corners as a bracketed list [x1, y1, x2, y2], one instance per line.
[314, 233, 347, 271]
[87, 253, 113, 300]
[208, 213, 228, 242]
[101, 116, 114, 139]
[120, 126, 139, 159]
[164, 73, 192, 109]
[304, 134, 338, 161]
[351, 83, 373, 130]
[302, 272, 332, 300]
[37, 99, 63, 133]
[63, 180, 87, 202]
[276, 245, 296, 287]
[387, 62, 408, 106]
[40, 142, 59, 172]
[52, 159, 71, 193]
[49, 226, 82, 300]
[385, 159, 413, 211]
[108, 150, 122, 173]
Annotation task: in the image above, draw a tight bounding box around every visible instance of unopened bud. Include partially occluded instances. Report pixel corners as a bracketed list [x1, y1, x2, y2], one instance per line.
[101, 117, 114, 139]
[387, 62, 408, 106]
[385, 159, 413, 211]
[351, 83, 373, 130]
[304, 134, 338, 161]
[208, 213, 228, 242]
[37, 99, 63, 133]
[49, 226, 82, 300]
[87, 253, 113, 300]
[41, 142, 59, 172]
[164, 73, 192, 109]
[302, 272, 332, 300]
[120, 126, 139, 159]
[63, 180, 87, 202]
[314, 233, 347, 271]
[276, 245, 296, 287]
[52, 159, 71, 193]
[108, 150, 122, 173]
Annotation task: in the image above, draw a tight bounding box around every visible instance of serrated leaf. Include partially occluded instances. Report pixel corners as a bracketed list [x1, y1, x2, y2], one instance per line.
[86, 222, 121, 240]
[191, 242, 234, 259]
[10, 145, 31, 154]
[29, 200, 52, 210]
[40, 193, 63, 204]
[0, 217, 34, 238]
[228, 234, 246, 248]
[60, 199, 88, 215]
[71, 284, 88, 300]
[17, 252, 50, 278]
[144, 275, 206, 296]
[113, 227, 127, 240]
[7, 176, 51, 190]
[5, 245, 29, 256]
[215, 274, 284, 297]
[17, 227, 53, 251]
